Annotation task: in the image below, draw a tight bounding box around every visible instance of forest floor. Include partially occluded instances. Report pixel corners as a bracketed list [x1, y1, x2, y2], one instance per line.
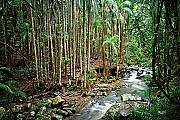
[0, 59, 124, 120]
[20, 74, 122, 120]
[18, 75, 121, 120]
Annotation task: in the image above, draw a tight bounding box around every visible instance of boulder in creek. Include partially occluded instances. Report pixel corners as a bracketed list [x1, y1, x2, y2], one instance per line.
[63, 107, 76, 114]
[56, 109, 69, 116]
[99, 102, 132, 120]
[51, 113, 63, 120]
[66, 109, 73, 116]
[52, 96, 65, 107]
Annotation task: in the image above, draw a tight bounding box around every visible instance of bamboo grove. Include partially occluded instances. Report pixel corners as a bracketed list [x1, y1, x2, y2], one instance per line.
[0, 0, 129, 89]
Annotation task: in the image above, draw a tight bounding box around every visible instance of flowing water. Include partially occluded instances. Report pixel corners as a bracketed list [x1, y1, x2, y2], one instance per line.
[73, 67, 152, 120]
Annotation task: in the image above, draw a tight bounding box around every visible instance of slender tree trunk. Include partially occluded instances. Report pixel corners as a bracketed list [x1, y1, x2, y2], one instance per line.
[79, 13, 83, 75]
[2, 0, 7, 61]
[72, 0, 76, 80]
[83, 0, 87, 88]
[101, 2, 106, 77]
[30, 2, 39, 86]
[48, 11, 55, 81]
[120, 11, 125, 64]
[64, 1, 67, 77]
[59, 0, 64, 85]
[87, 0, 92, 72]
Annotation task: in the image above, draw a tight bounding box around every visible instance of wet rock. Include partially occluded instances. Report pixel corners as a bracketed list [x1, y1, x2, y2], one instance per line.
[98, 101, 106, 106]
[56, 109, 69, 116]
[137, 69, 144, 76]
[51, 113, 63, 120]
[30, 111, 36, 117]
[52, 96, 65, 107]
[62, 104, 69, 108]
[99, 103, 119, 120]
[100, 102, 132, 120]
[136, 96, 142, 101]
[101, 92, 107, 96]
[121, 94, 133, 101]
[66, 109, 73, 115]
[96, 92, 102, 96]
[0, 107, 6, 119]
[47, 99, 52, 105]
[63, 107, 76, 114]
[111, 91, 117, 96]
[27, 103, 32, 109]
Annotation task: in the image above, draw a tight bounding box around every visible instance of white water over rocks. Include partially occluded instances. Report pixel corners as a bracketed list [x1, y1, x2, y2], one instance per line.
[72, 67, 151, 120]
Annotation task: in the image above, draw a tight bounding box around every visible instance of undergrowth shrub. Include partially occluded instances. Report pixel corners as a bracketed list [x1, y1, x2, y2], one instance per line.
[0, 65, 27, 104]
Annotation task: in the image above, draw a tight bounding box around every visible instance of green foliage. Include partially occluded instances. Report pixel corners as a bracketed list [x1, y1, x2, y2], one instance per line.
[0, 66, 27, 103]
[130, 107, 152, 120]
[129, 96, 180, 120]
[87, 67, 97, 85]
[129, 79, 180, 120]
[125, 39, 151, 67]
[63, 57, 70, 65]
[124, 1, 153, 67]
[103, 35, 119, 55]
[0, 83, 13, 94]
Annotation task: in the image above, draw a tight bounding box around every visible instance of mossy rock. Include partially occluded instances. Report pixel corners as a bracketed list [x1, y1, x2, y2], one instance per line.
[99, 102, 132, 120]
[52, 96, 65, 106]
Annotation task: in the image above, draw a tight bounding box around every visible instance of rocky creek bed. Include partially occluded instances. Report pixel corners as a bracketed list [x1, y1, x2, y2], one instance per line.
[0, 66, 152, 120]
[71, 67, 151, 120]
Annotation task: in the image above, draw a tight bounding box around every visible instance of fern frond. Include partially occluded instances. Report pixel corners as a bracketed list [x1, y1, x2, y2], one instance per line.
[5, 80, 17, 87]
[14, 90, 27, 100]
[0, 83, 13, 94]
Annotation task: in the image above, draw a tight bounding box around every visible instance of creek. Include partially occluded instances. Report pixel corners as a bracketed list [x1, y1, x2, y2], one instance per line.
[72, 67, 152, 120]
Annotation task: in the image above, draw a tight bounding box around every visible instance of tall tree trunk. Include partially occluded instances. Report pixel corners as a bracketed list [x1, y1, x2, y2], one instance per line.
[101, 2, 106, 77]
[120, 11, 125, 64]
[72, 0, 76, 80]
[87, 0, 92, 72]
[83, 0, 87, 88]
[79, 11, 83, 75]
[48, 9, 56, 81]
[59, 0, 64, 85]
[30, 1, 39, 86]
